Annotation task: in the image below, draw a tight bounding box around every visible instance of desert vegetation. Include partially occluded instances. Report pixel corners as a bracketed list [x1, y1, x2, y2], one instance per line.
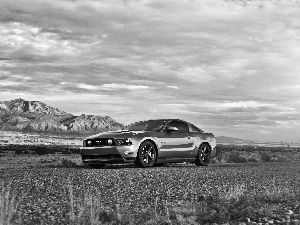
[215, 144, 300, 164]
[1, 145, 300, 224]
[1, 162, 300, 224]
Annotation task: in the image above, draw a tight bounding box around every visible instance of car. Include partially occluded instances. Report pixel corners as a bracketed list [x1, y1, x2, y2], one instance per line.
[80, 119, 216, 168]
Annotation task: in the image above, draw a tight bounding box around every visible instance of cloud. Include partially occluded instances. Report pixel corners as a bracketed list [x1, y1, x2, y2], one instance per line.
[0, 22, 79, 56]
[167, 86, 178, 89]
[102, 83, 151, 90]
[0, 59, 19, 67]
[0, 0, 300, 142]
[60, 82, 152, 91]
[0, 80, 21, 87]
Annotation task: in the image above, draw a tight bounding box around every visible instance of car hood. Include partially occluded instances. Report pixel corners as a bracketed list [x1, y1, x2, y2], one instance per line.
[85, 130, 146, 140]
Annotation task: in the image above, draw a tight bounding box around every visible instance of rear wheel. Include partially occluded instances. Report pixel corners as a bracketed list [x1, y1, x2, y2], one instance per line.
[88, 164, 106, 169]
[195, 143, 211, 166]
[135, 141, 157, 168]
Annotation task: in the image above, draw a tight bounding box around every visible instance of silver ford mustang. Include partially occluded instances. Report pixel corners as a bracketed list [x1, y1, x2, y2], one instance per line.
[80, 119, 216, 168]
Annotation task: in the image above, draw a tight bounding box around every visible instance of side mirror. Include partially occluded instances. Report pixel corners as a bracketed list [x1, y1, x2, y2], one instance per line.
[166, 126, 178, 132]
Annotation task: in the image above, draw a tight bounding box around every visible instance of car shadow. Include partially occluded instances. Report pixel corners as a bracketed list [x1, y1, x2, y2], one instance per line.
[82, 162, 265, 169]
[84, 163, 200, 169]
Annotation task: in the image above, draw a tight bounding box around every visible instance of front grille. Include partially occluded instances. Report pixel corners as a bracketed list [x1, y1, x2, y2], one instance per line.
[84, 138, 115, 147]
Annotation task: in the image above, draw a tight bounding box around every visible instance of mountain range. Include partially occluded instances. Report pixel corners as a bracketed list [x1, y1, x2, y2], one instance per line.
[0, 98, 123, 135]
[0, 98, 254, 143]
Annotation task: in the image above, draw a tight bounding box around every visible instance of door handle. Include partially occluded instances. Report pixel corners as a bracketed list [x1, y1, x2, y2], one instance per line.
[187, 136, 190, 139]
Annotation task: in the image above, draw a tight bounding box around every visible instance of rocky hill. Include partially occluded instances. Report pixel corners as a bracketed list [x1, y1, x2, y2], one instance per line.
[0, 98, 123, 135]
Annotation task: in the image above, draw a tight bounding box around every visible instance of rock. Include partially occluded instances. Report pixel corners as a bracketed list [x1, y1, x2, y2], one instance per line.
[262, 217, 269, 222]
[249, 222, 257, 225]
[285, 215, 291, 219]
[116, 212, 122, 221]
[295, 204, 300, 214]
[280, 218, 286, 223]
[245, 218, 251, 223]
[293, 214, 300, 220]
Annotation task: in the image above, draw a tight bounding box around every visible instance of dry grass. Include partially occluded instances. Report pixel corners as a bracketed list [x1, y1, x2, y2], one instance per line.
[221, 183, 246, 201]
[0, 153, 83, 169]
[1, 152, 300, 224]
[0, 180, 299, 224]
[0, 184, 20, 225]
[1, 163, 300, 224]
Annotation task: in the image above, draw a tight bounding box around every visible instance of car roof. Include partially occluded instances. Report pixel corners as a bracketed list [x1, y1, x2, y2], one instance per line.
[133, 119, 188, 123]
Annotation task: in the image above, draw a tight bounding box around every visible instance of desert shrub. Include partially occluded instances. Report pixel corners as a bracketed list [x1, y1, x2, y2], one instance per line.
[0, 185, 20, 224]
[192, 183, 297, 224]
[247, 153, 260, 162]
[70, 148, 80, 154]
[226, 151, 248, 163]
[32, 146, 51, 155]
[15, 149, 22, 155]
[61, 149, 72, 155]
[210, 157, 218, 164]
[215, 151, 229, 163]
[194, 192, 260, 224]
[271, 156, 287, 162]
[59, 148, 80, 155]
[260, 151, 272, 162]
[39, 158, 55, 163]
[59, 158, 78, 167]
[15, 149, 29, 155]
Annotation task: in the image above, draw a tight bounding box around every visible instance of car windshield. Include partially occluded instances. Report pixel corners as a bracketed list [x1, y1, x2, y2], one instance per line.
[123, 120, 168, 131]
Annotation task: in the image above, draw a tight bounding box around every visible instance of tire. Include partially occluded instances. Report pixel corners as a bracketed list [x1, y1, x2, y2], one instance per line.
[195, 143, 211, 166]
[88, 164, 106, 169]
[135, 140, 157, 168]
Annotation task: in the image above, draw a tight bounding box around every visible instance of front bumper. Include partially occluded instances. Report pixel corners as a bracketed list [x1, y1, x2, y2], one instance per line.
[80, 146, 137, 164]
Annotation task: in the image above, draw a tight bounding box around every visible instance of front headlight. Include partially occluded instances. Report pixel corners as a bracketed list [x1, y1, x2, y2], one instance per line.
[116, 138, 132, 146]
[83, 140, 91, 147]
[107, 139, 113, 145]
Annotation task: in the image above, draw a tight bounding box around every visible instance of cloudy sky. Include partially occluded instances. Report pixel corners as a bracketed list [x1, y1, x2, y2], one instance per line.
[0, 0, 300, 142]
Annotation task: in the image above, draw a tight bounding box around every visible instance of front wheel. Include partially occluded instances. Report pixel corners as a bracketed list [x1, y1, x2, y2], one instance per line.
[195, 143, 211, 166]
[135, 141, 157, 168]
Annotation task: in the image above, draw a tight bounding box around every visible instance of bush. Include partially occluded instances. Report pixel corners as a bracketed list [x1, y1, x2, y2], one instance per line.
[69, 148, 80, 154]
[260, 151, 272, 162]
[59, 158, 78, 167]
[227, 151, 248, 163]
[274, 156, 287, 162]
[248, 153, 260, 162]
[33, 146, 51, 155]
[15, 149, 29, 155]
[210, 157, 218, 164]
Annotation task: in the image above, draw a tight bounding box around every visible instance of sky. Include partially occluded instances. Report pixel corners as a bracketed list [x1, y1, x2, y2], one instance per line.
[0, 0, 300, 142]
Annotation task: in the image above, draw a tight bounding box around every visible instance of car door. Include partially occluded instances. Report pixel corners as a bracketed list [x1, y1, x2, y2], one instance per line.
[159, 120, 196, 160]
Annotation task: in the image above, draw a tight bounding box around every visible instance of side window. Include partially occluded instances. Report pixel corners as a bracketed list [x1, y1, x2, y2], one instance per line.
[190, 124, 202, 132]
[167, 121, 189, 133]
